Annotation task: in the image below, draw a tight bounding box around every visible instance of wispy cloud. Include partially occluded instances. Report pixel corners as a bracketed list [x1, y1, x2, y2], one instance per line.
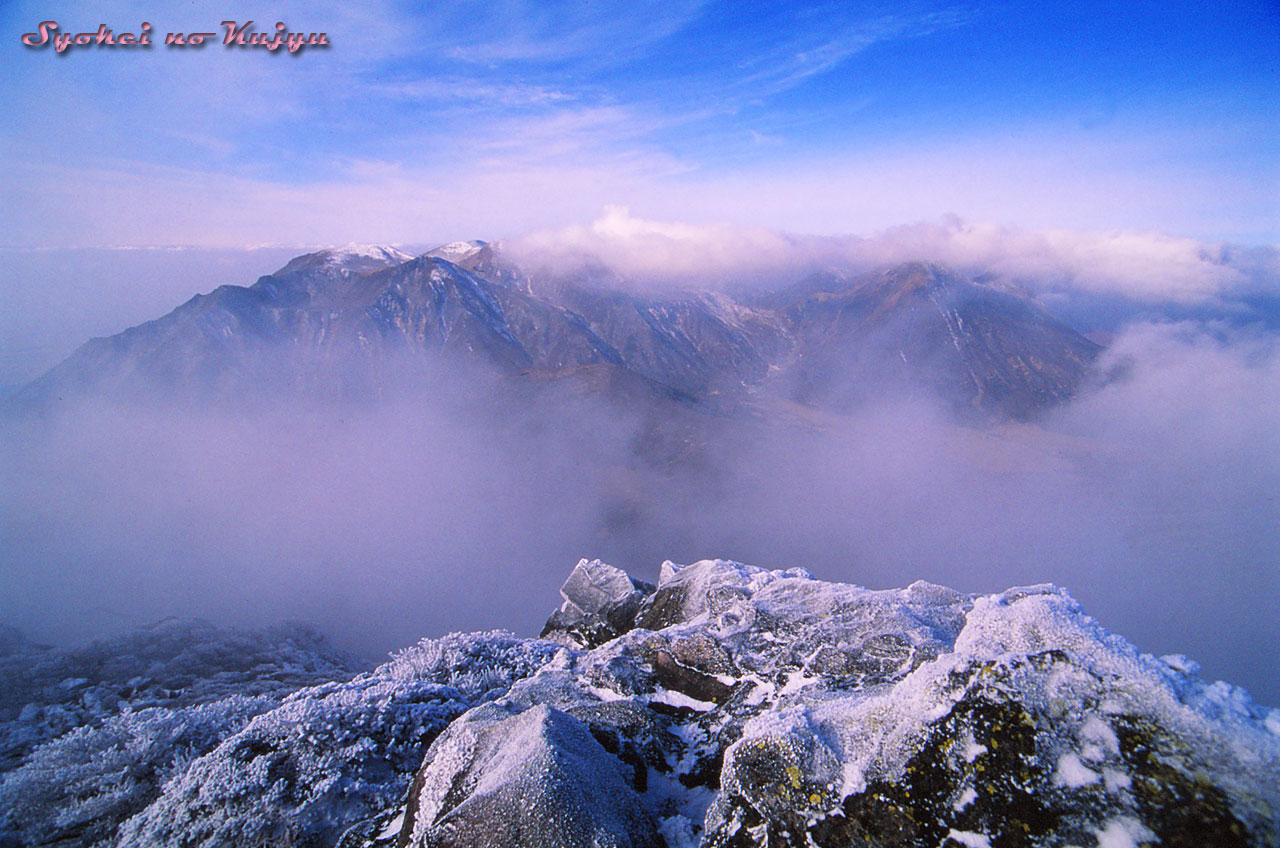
[432, 0, 709, 65]
[373, 77, 576, 107]
[730, 5, 975, 99]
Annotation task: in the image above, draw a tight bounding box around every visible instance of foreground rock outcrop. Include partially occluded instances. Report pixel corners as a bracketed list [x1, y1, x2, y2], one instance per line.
[391, 559, 1279, 848]
[2, 560, 1277, 847]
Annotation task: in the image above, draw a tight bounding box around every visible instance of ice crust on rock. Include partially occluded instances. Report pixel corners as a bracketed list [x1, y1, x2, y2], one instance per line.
[404, 703, 662, 848]
[3, 561, 1278, 848]
[396, 559, 1280, 848]
[542, 558, 656, 649]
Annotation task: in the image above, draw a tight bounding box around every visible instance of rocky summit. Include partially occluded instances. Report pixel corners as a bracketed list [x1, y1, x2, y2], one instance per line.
[2, 560, 1278, 848]
[386, 560, 1280, 848]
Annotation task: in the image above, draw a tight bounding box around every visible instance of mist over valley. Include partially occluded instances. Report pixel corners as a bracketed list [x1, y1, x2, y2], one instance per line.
[3, 223, 1276, 706]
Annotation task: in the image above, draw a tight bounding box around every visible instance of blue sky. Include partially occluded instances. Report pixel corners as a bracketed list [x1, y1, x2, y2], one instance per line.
[1, 0, 1277, 247]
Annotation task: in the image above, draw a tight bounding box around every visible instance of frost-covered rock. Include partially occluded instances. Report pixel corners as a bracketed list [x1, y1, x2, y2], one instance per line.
[401, 703, 662, 848]
[4, 562, 1279, 847]
[541, 558, 656, 649]
[0, 696, 278, 847]
[0, 618, 360, 771]
[116, 678, 468, 848]
[390, 559, 1279, 848]
[0, 619, 362, 846]
[114, 631, 561, 848]
[0, 628, 559, 848]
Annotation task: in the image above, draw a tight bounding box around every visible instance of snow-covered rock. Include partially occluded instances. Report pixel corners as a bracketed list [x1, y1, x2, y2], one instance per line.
[317, 244, 415, 271]
[0, 628, 557, 848]
[402, 703, 662, 848]
[0, 619, 362, 846]
[542, 558, 656, 649]
[0, 618, 358, 773]
[3, 562, 1277, 847]
[392, 560, 1279, 848]
[424, 240, 488, 265]
[115, 676, 469, 848]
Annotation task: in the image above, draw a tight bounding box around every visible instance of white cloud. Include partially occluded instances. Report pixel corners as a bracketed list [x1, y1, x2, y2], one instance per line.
[508, 205, 813, 283]
[844, 219, 1259, 304]
[733, 6, 974, 98]
[508, 207, 1277, 304]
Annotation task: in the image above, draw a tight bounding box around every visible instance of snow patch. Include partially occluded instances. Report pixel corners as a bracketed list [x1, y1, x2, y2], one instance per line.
[1160, 653, 1201, 675]
[962, 736, 988, 763]
[1054, 752, 1101, 788]
[321, 244, 413, 267]
[425, 240, 487, 263]
[649, 688, 716, 711]
[657, 814, 699, 848]
[376, 810, 405, 839]
[1093, 817, 1156, 848]
[946, 828, 992, 848]
[952, 785, 978, 811]
[1102, 768, 1132, 793]
[1079, 716, 1120, 761]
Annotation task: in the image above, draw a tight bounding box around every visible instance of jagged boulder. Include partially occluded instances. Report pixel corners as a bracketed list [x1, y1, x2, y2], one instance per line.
[541, 558, 655, 649]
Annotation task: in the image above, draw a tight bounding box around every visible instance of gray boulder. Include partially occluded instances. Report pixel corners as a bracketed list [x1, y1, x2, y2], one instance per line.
[398, 703, 662, 848]
[541, 558, 655, 649]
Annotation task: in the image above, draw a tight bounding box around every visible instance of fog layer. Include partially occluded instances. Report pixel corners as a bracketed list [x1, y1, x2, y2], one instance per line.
[1, 315, 1277, 703]
[2, 220, 1278, 704]
[0, 247, 312, 388]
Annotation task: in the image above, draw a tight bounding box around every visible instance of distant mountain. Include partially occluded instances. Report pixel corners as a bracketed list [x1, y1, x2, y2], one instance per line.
[8, 244, 1101, 420]
[775, 262, 1102, 418]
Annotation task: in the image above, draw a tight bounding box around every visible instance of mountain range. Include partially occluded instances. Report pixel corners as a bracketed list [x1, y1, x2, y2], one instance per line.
[9, 242, 1102, 422]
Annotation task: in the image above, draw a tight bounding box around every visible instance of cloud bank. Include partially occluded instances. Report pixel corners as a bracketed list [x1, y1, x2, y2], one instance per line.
[510, 208, 1279, 309]
[1, 214, 1277, 705]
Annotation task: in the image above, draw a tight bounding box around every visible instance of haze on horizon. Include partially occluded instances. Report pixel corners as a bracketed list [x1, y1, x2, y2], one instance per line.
[1, 231, 1278, 706]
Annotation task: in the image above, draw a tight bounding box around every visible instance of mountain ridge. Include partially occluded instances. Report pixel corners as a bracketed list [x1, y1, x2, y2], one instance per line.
[8, 244, 1102, 421]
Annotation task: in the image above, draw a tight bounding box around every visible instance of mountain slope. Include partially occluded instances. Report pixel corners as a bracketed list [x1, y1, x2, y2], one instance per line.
[8, 245, 1102, 420]
[777, 262, 1102, 418]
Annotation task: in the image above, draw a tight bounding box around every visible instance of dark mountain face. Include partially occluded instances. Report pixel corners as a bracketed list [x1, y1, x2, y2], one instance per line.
[537, 285, 786, 399]
[778, 262, 1102, 419]
[9, 246, 1101, 421]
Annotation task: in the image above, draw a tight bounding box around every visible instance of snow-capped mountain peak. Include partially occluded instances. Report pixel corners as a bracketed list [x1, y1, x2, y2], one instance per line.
[318, 244, 415, 268]
[425, 240, 488, 264]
